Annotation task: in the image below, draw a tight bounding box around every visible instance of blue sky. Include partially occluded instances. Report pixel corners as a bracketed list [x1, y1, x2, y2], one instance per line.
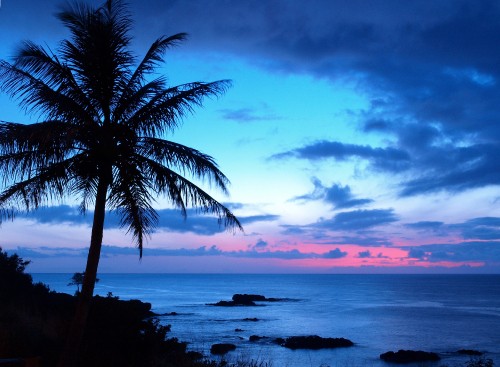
[0, 0, 499, 273]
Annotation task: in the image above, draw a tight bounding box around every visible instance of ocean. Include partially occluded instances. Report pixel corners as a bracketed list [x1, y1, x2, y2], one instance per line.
[31, 273, 500, 367]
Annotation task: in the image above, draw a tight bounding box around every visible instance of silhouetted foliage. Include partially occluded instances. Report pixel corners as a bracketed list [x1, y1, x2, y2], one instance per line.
[0, 247, 33, 297]
[68, 272, 99, 294]
[0, 0, 241, 364]
[0, 250, 212, 367]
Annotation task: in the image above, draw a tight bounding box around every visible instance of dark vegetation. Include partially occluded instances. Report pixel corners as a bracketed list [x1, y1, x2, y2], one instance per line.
[0, 249, 224, 367]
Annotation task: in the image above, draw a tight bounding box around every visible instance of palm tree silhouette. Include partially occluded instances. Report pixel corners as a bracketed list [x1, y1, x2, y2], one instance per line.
[0, 0, 242, 365]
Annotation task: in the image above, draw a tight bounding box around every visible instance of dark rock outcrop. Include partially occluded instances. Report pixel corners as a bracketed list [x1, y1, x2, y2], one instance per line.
[208, 294, 289, 306]
[277, 335, 354, 350]
[242, 317, 259, 322]
[457, 349, 483, 356]
[233, 294, 266, 304]
[380, 350, 440, 363]
[274, 337, 285, 345]
[249, 335, 266, 342]
[210, 343, 237, 355]
[162, 311, 179, 316]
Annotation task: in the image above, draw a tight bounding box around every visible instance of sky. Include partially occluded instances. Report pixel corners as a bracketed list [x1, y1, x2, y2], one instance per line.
[0, 0, 499, 273]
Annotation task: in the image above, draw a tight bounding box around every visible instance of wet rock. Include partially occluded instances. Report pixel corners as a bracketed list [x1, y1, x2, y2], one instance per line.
[211, 300, 256, 306]
[380, 350, 440, 363]
[274, 337, 285, 345]
[279, 335, 354, 350]
[457, 349, 483, 356]
[208, 294, 289, 306]
[235, 328, 244, 332]
[249, 335, 266, 342]
[242, 317, 259, 322]
[210, 343, 236, 355]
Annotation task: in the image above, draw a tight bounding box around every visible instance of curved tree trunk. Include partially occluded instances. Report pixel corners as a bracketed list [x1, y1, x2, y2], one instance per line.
[58, 177, 109, 367]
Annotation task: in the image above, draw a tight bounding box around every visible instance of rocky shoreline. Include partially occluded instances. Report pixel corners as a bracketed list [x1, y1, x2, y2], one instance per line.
[200, 294, 489, 364]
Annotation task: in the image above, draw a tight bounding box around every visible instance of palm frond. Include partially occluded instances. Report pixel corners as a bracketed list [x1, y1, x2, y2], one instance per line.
[0, 60, 96, 124]
[137, 155, 242, 232]
[139, 137, 230, 192]
[0, 121, 82, 186]
[0, 156, 77, 219]
[12, 41, 99, 119]
[128, 80, 232, 136]
[113, 33, 187, 122]
[108, 158, 158, 257]
[57, 0, 133, 117]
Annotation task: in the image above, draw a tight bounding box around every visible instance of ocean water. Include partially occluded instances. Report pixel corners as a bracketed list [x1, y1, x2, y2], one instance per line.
[32, 273, 500, 367]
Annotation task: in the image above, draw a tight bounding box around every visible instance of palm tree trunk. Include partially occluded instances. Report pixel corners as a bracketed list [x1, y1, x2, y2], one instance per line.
[58, 177, 109, 367]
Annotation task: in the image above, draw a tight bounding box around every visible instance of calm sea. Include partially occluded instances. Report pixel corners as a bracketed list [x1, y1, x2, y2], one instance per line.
[31, 273, 500, 367]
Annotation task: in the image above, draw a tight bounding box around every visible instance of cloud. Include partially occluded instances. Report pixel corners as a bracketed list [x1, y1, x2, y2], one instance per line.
[314, 209, 398, 231]
[14, 244, 349, 261]
[453, 217, 500, 241]
[194, 1, 496, 196]
[280, 225, 394, 246]
[219, 107, 280, 122]
[272, 141, 411, 173]
[407, 241, 500, 263]
[294, 178, 373, 209]
[406, 221, 445, 230]
[16, 205, 278, 237]
[406, 217, 500, 241]
[322, 248, 348, 259]
[239, 214, 280, 225]
[358, 250, 371, 258]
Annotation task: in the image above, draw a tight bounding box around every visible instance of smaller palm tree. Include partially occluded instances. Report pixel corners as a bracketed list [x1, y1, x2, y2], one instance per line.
[68, 272, 99, 294]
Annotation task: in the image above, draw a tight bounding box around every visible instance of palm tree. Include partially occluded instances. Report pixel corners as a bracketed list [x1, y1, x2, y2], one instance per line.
[0, 0, 242, 365]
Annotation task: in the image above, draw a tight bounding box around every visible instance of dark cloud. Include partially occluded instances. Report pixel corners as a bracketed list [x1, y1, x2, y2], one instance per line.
[14, 244, 349, 261]
[321, 248, 348, 259]
[406, 221, 445, 230]
[182, 0, 496, 196]
[17, 205, 277, 237]
[358, 250, 372, 258]
[452, 217, 500, 241]
[219, 108, 280, 123]
[405, 221, 450, 237]
[407, 241, 500, 263]
[330, 236, 393, 247]
[16, 246, 90, 259]
[406, 217, 500, 241]
[239, 214, 280, 225]
[280, 225, 394, 247]
[314, 209, 398, 231]
[294, 178, 373, 209]
[254, 239, 268, 248]
[272, 141, 411, 173]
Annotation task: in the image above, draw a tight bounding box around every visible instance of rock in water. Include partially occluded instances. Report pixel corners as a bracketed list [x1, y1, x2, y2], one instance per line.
[210, 343, 236, 355]
[457, 349, 483, 356]
[249, 335, 266, 342]
[380, 350, 440, 363]
[280, 335, 354, 350]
